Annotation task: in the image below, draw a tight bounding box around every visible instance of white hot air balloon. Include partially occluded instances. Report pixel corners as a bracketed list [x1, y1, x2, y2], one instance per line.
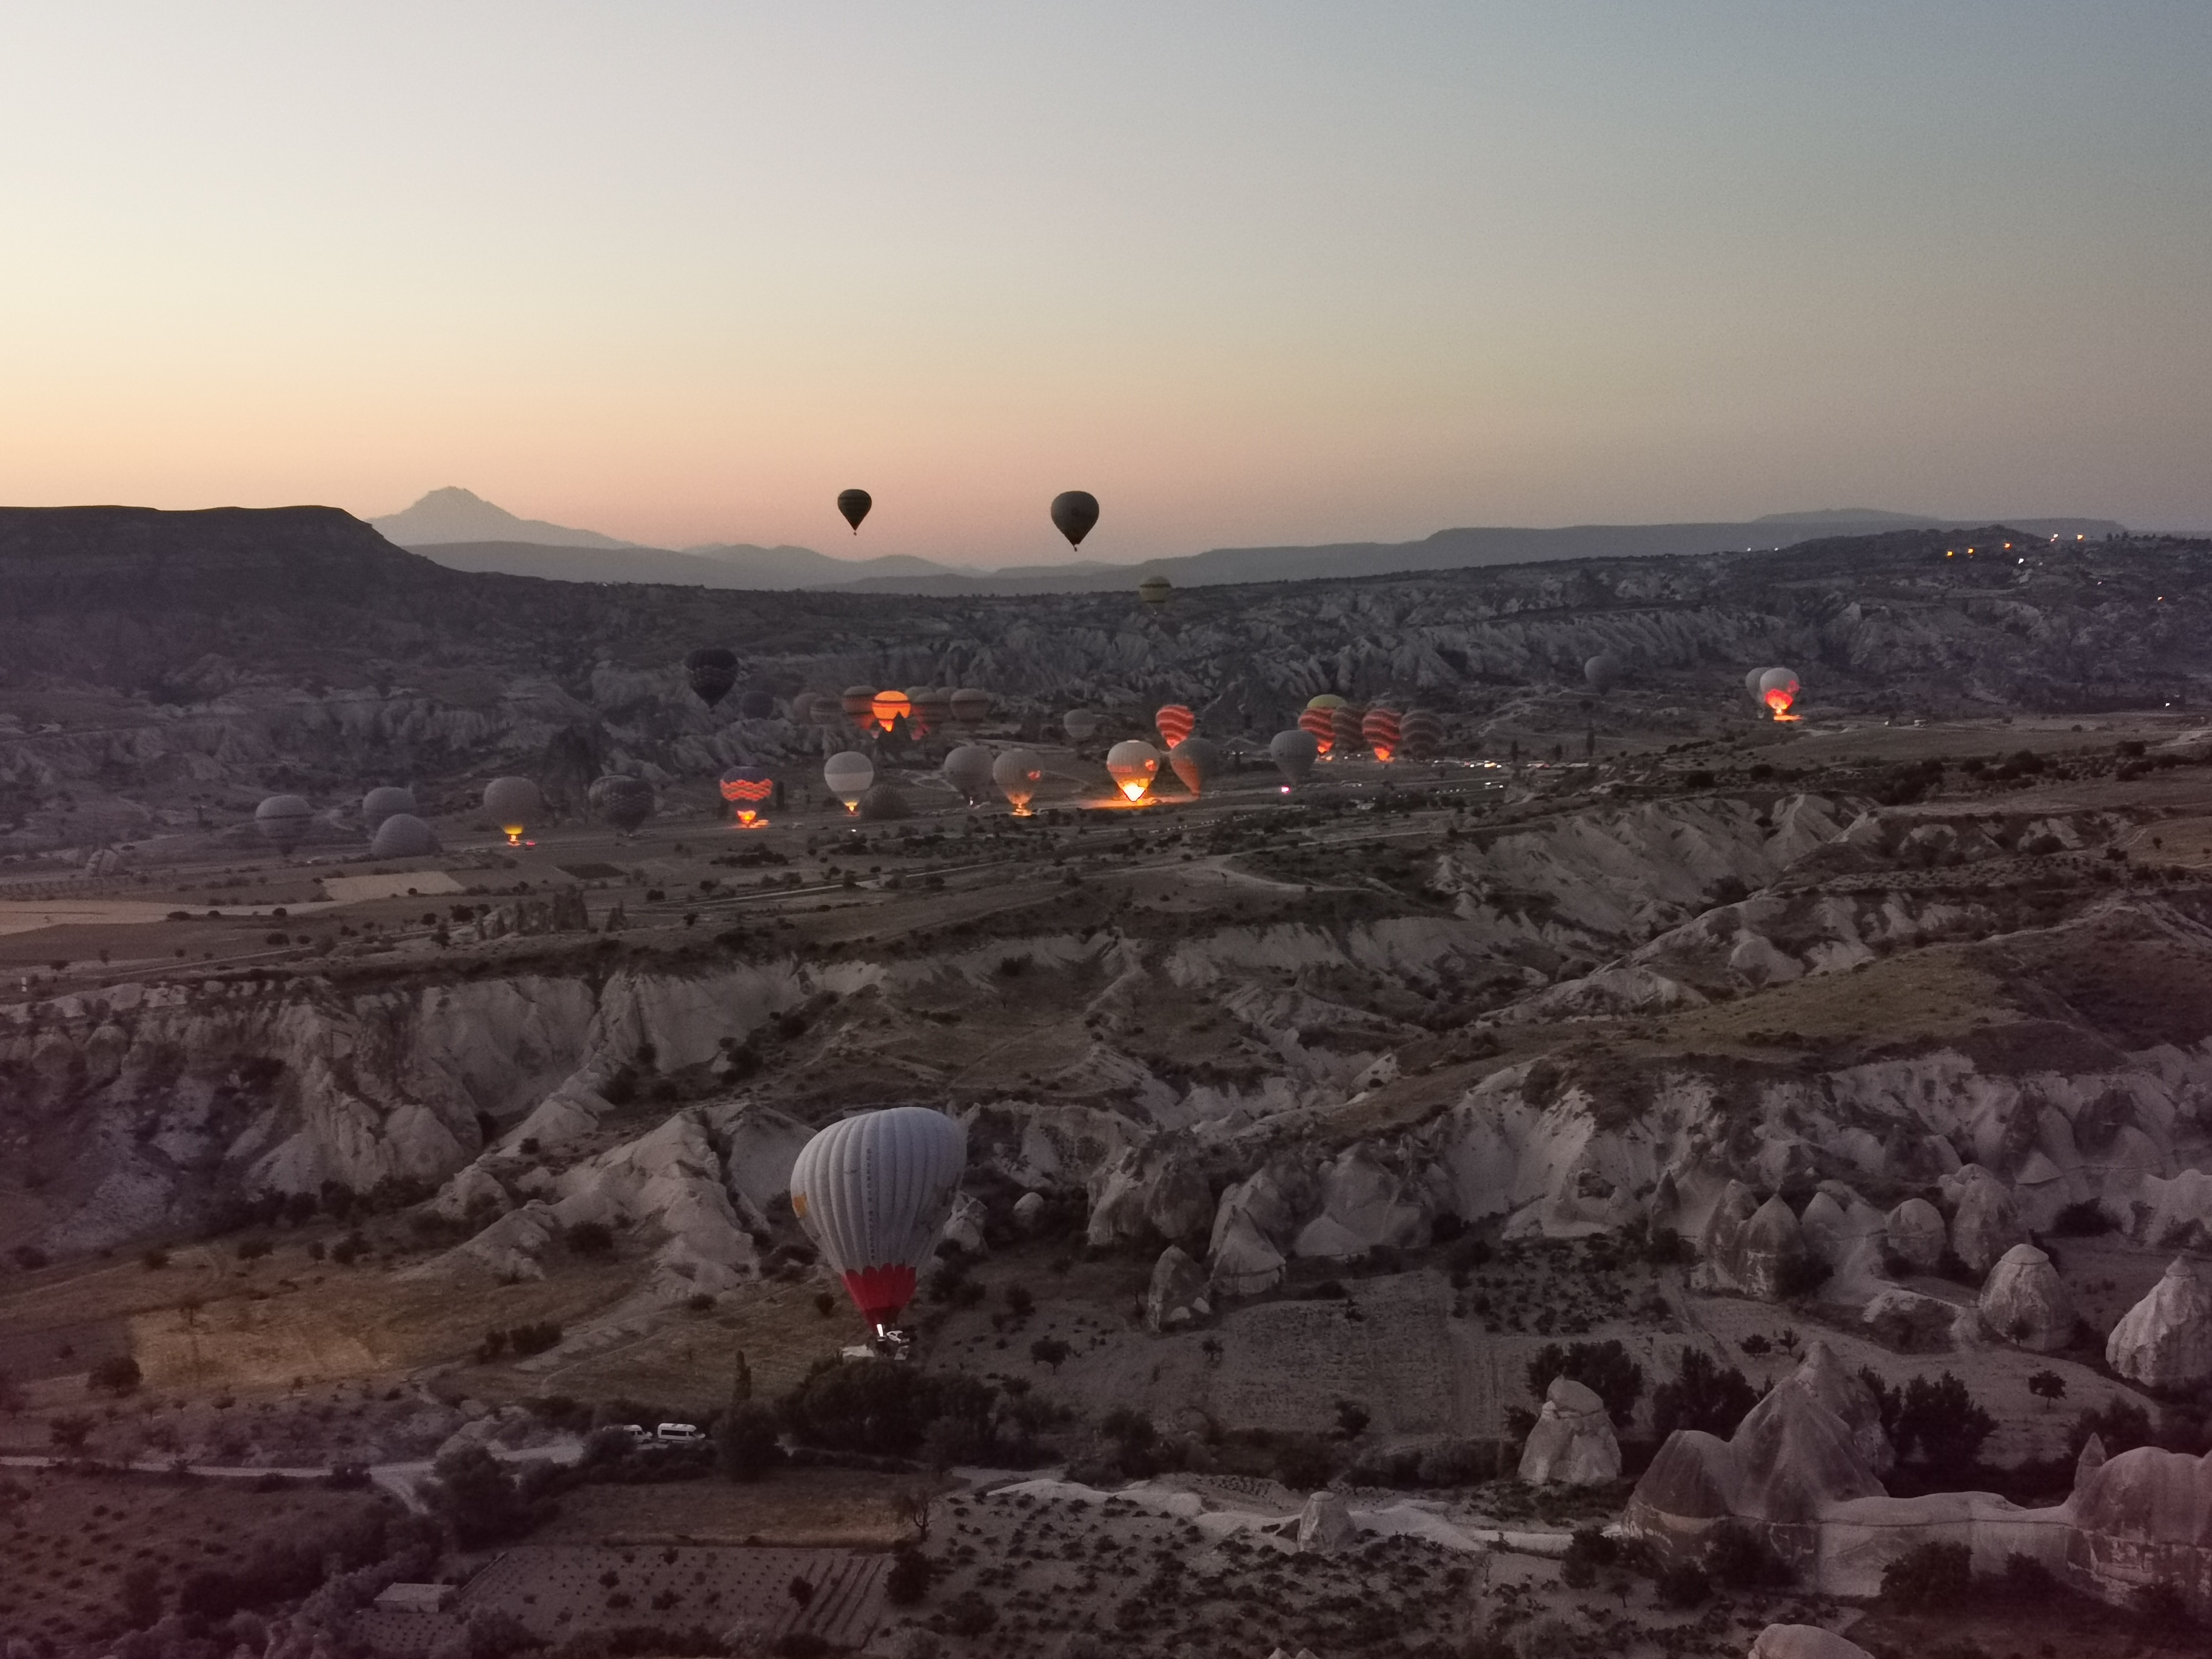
[992, 748, 1044, 815]
[789, 1107, 968, 1338]
[823, 752, 874, 813]
[943, 745, 995, 807]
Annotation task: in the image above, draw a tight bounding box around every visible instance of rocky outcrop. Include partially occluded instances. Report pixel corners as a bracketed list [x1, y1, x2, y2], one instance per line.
[1748, 1628, 1873, 1659]
[1943, 1165, 2025, 1276]
[1087, 1142, 1214, 1248]
[1884, 1198, 1948, 1273]
[2066, 1445, 2212, 1620]
[1699, 1184, 1809, 1301]
[1517, 1376, 1621, 1487]
[2106, 1257, 2212, 1390]
[1145, 1245, 1211, 1332]
[1296, 1490, 1354, 1553]
[1976, 1244, 2076, 1352]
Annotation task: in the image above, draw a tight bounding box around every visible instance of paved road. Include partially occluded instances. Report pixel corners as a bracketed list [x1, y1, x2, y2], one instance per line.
[0, 1438, 582, 1512]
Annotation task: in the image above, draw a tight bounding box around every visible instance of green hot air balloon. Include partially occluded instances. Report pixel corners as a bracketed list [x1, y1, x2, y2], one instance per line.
[1051, 491, 1100, 550]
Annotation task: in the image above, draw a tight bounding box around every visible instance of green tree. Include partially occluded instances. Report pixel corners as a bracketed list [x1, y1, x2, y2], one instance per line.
[2027, 1370, 2066, 1411]
[1651, 1349, 1760, 1439]
[425, 1445, 539, 1547]
[1525, 1339, 1644, 1426]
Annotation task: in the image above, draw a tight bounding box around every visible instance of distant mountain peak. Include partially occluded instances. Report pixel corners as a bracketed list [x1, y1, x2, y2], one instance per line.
[371, 488, 639, 550]
[1750, 508, 1937, 528]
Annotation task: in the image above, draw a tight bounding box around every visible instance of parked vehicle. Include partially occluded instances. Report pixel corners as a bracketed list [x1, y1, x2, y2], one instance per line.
[655, 1422, 705, 1444]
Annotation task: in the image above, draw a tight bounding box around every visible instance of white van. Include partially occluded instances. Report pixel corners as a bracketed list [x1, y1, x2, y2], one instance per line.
[655, 1422, 705, 1444]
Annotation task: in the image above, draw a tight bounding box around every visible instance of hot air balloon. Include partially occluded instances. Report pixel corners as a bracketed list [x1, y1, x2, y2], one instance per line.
[823, 753, 874, 813]
[791, 692, 822, 728]
[1051, 490, 1099, 550]
[739, 689, 776, 720]
[912, 686, 954, 736]
[719, 765, 776, 827]
[1362, 708, 1402, 763]
[950, 688, 991, 726]
[1399, 709, 1443, 760]
[992, 748, 1044, 815]
[483, 777, 543, 845]
[1270, 729, 1320, 788]
[255, 794, 314, 854]
[1758, 666, 1801, 721]
[870, 689, 913, 734]
[943, 745, 995, 806]
[591, 774, 656, 835]
[1155, 704, 1196, 748]
[859, 783, 913, 820]
[1064, 709, 1101, 743]
[842, 686, 879, 731]
[685, 648, 739, 709]
[789, 1107, 968, 1338]
[1138, 575, 1171, 608]
[1306, 694, 1347, 712]
[1584, 653, 1623, 694]
[361, 785, 417, 833]
[1298, 703, 1336, 755]
[1330, 705, 1367, 759]
[1168, 736, 1221, 796]
[1105, 739, 1161, 802]
[1744, 667, 1771, 708]
[370, 813, 438, 859]
[837, 489, 872, 534]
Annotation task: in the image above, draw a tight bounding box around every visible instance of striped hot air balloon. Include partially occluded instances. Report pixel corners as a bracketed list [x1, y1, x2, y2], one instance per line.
[842, 686, 878, 731]
[950, 688, 992, 726]
[1363, 707, 1402, 763]
[870, 689, 912, 733]
[1298, 704, 1336, 755]
[1330, 704, 1367, 759]
[719, 765, 775, 827]
[1155, 704, 1196, 748]
[1399, 709, 1444, 760]
[789, 1107, 968, 1336]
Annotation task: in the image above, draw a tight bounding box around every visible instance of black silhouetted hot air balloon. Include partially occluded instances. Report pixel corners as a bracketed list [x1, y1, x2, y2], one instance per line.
[483, 777, 543, 845]
[685, 648, 739, 709]
[1051, 491, 1099, 550]
[943, 745, 995, 807]
[1168, 737, 1221, 796]
[837, 489, 871, 534]
[1585, 653, 1623, 694]
[256, 795, 314, 854]
[591, 774, 656, 834]
[1270, 729, 1320, 787]
[719, 766, 775, 827]
[992, 748, 1044, 815]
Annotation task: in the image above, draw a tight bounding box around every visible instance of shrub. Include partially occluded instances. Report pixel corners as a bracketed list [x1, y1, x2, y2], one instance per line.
[2073, 1398, 2154, 1457]
[885, 1547, 935, 1606]
[779, 1358, 994, 1459]
[426, 1445, 543, 1547]
[565, 1221, 615, 1258]
[933, 1589, 997, 1637]
[89, 1355, 143, 1395]
[717, 1402, 783, 1482]
[1651, 1349, 1761, 1439]
[1882, 1541, 1972, 1610]
[1705, 1521, 1790, 1589]
[1894, 1373, 1996, 1480]
[1654, 1560, 1711, 1607]
[2051, 1200, 2114, 1236]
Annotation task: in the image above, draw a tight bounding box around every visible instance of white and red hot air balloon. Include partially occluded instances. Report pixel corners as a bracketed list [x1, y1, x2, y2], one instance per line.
[1155, 704, 1196, 748]
[789, 1107, 968, 1340]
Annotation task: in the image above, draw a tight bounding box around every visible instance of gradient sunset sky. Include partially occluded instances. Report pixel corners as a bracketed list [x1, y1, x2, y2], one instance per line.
[2, 3, 2208, 564]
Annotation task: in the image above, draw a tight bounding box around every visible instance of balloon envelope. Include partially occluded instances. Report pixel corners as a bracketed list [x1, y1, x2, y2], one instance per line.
[1297, 705, 1335, 755]
[483, 777, 543, 840]
[1137, 575, 1171, 607]
[1330, 705, 1367, 757]
[719, 766, 774, 823]
[837, 489, 871, 532]
[1305, 694, 1347, 712]
[857, 782, 912, 820]
[950, 688, 991, 726]
[1063, 709, 1101, 743]
[912, 687, 954, 735]
[991, 748, 1044, 813]
[1585, 653, 1623, 693]
[685, 648, 739, 709]
[823, 752, 874, 810]
[1362, 708, 1402, 762]
[1758, 666, 1801, 719]
[1105, 739, 1161, 802]
[591, 774, 655, 834]
[842, 686, 879, 731]
[361, 785, 416, 832]
[255, 794, 313, 852]
[870, 690, 912, 733]
[1168, 736, 1221, 796]
[1270, 729, 1320, 786]
[1155, 704, 1196, 747]
[943, 745, 996, 806]
[1051, 490, 1100, 549]
[1399, 709, 1443, 760]
[789, 1107, 968, 1332]
[738, 689, 776, 720]
[369, 813, 438, 859]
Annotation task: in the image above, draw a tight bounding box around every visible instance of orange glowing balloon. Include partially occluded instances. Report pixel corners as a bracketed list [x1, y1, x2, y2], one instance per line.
[1362, 707, 1401, 763]
[870, 690, 913, 732]
[1105, 739, 1161, 802]
[1298, 705, 1335, 755]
